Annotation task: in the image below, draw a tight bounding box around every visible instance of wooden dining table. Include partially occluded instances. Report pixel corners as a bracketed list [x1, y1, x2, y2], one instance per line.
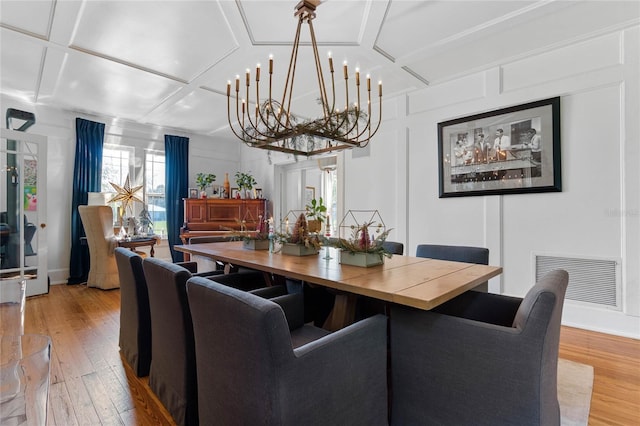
[175, 241, 503, 330]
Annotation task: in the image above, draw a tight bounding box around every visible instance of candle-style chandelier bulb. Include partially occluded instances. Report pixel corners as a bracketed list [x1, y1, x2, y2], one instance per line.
[226, 0, 382, 157]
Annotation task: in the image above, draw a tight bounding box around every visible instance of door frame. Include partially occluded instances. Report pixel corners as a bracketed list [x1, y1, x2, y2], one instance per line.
[1, 128, 48, 296]
[273, 154, 344, 232]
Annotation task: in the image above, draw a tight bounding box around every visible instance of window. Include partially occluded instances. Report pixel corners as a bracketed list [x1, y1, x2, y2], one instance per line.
[145, 150, 166, 235]
[322, 168, 337, 235]
[101, 145, 133, 193]
[101, 144, 165, 235]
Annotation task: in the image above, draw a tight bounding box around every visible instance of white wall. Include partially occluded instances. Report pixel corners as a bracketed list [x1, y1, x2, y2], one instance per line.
[0, 94, 242, 285]
[3, 23, 638, 338]
[331, 26, 640, 338]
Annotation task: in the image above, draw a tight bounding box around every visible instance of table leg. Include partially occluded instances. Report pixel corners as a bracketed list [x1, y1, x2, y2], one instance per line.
[323, 292, 357, 332]
[150, 244, 155, 257]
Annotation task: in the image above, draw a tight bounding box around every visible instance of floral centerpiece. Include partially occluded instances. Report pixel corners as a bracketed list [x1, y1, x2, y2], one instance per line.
[224, 215, 270, 250]
[274, 212, 321, 256]
[336, 210, 392, 267]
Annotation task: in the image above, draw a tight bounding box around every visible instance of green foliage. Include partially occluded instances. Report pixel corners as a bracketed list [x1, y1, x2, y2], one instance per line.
[235, 171, 257, 190]
[305, 197, 327, 223]
[196, 173, 216, 191]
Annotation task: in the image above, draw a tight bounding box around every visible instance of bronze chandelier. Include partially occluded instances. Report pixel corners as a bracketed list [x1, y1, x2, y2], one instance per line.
[226, 0, 382, 157]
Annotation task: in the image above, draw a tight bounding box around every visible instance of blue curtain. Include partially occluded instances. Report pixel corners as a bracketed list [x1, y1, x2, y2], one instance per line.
[165, 135, 189, 261]
[68, 118, 105, 284]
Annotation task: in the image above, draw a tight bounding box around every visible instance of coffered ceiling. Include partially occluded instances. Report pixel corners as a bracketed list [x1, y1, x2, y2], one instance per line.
[1, 1, 638, 136]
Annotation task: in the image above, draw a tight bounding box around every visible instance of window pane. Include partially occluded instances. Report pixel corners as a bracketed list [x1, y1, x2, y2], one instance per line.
[323, 169, 337, 235]
[101, 146, 131, 192]
[145, 150, 166, 234]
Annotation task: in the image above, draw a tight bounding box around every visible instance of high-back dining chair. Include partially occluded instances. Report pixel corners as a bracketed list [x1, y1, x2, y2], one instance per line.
[141, 256, 274, 425]
[186, 276, 389, 425]
[114, 247, 152, 377]
[115, 246, 238, 377]
[187, 235, 266, 279]
[416, 244, 489, 291]
[350, 241, 404, 322]
[78, 205, 119, 289]
[0, 212, 37, 258]
[382, 240, 404, 255]
[390, 269, 569, 425]
[142, 257, 203, 426]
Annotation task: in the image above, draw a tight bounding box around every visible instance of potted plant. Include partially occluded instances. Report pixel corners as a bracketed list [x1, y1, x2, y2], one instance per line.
[274, 213, 321, 256]
[196, 173, 216, 198]
[305, 197, 326, 233]
[235, 171, 257, 198]
[336, 210, 393, 267]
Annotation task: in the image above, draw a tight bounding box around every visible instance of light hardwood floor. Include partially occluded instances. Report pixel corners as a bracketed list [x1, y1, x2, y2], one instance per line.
[21, 284, 640, 425]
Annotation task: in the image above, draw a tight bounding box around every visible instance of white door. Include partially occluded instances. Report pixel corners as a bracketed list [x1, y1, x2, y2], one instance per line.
[1, 128, 48, 296]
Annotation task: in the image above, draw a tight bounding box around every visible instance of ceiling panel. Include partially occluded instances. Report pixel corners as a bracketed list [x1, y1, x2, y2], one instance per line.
[1, 0, 637, 136]
[143, 88, 229, 134]
[376, 1, 536, 60]
[42, 49, 184, 120]
[405, 0, 640, 84]
[0, 0, 53, 38]
[72, 0, 237, 82]
[239, 0, 367, 44]
[0, 29, 45, 102]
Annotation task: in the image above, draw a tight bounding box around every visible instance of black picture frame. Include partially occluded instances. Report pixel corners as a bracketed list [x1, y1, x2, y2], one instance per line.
[438, 97, 561, 198]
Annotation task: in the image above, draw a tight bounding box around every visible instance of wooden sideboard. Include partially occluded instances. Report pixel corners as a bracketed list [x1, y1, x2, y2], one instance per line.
[179, 198, 267, 243]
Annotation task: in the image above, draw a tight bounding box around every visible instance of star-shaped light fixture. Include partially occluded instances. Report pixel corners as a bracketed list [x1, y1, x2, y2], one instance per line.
[107, 174, 143, 215]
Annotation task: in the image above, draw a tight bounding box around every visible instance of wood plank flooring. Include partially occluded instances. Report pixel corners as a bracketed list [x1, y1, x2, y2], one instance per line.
[558, 325, 640, 425]
[21, 284, 640, 425]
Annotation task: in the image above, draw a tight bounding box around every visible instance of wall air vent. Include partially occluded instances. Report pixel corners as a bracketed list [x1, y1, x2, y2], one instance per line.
[535, 254, 620, 309]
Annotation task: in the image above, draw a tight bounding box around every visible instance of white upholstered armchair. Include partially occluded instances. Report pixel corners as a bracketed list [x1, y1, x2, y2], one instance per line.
[78, 205, 119, 289]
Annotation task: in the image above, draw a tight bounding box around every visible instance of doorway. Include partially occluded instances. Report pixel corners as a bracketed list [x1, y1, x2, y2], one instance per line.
[1, 128, 48, 296]
[273, 155, 340, 235]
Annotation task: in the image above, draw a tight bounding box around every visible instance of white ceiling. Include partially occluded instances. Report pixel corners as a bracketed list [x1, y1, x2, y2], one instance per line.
[1, 0, 638, 136]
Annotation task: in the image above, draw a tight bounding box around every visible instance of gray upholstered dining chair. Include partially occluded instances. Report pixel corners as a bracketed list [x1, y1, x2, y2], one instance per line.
[114, 248, 209, 377]
[187, 234, 269, 280]
[114, 248, 153, 377]
[382, 240, 404, 255]
[186, 276, 389, 426]
[389, 269, 569, 426]
[140, 257, 277, 425]
[141, 257, 201, 426]
[416, 243, 489, 291]
[353, 240, 404, 321]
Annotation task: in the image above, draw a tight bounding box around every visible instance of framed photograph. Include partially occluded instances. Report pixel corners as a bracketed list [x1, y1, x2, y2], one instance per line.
[188, 188, 198, 198]
[231, 188, 240, 199]
[438, 97, 561, 198]
[305, 186, 315, 204]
